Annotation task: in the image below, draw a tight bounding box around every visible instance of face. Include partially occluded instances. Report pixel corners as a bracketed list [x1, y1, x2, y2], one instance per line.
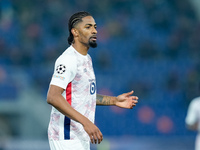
[74, 16, 97, 48]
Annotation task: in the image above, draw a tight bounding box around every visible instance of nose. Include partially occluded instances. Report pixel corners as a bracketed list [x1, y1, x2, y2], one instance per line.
[92, 26, 97, 34]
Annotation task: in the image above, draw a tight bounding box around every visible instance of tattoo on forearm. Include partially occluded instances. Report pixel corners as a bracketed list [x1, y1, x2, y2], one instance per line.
[96, 94, 103, 104]
[96, 94, 112, 105]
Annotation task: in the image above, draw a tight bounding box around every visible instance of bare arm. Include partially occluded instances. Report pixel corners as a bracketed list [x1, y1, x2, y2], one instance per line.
[186, 122, 198, 131]
[47, 85, 103, 144]
[96, 94, 116, 105]
[96, 91, 139, 109]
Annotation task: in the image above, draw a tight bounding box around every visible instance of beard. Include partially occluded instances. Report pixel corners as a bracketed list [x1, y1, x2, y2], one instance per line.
[89, 38, 97, 48]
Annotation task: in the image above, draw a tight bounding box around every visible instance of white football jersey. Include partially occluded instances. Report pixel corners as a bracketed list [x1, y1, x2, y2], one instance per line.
[185, 97, 200, 150]
[48, 46, 96, 142]
[185, 97, 200, 131]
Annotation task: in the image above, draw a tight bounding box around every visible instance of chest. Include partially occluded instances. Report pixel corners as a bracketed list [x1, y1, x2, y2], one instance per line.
[71, 57, 96, 98]
[73, 57, 96, 86]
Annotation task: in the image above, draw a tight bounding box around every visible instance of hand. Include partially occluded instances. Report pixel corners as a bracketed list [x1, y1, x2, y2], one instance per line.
[83, 120, 103, 144]
[116, 91, 138, 109]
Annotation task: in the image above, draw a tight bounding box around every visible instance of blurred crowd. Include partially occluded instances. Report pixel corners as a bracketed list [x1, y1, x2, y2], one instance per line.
[1, 0, 200, 137]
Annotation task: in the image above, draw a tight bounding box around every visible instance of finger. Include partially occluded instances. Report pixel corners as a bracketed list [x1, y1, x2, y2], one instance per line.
[93, 130, 100, 144]
[125, 90, 134, 96]
[130, 105, 134, 109]
[97, 130, 103, 144]
[132, 103, 136, 106]
[130, 102, 137, 109]
[93, 134, 97, 144]
[131, 96, 139, 100]
[94, 131, 101, 144]
[90, 135, 94, 144]
[133, 100, 138, 104]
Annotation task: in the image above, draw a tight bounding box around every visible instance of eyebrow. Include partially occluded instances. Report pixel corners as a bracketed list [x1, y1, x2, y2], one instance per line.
[85, 23, 97, 26]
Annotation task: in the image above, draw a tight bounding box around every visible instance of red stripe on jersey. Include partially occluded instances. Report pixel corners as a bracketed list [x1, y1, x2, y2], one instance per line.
[66, 82, 72, 105]
[65, 82, 72, 139]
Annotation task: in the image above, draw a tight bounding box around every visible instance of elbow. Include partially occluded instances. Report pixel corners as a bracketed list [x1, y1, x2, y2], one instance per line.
[186, 123, 198, 131]
[46, 85, 64, 106]
[47, 94, 54, 105]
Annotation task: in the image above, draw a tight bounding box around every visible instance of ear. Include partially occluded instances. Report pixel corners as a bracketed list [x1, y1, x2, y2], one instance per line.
[71, 28, 78, 37]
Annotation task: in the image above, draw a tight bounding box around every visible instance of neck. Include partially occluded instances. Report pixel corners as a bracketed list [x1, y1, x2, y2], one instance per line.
[72, 43, 89, 56]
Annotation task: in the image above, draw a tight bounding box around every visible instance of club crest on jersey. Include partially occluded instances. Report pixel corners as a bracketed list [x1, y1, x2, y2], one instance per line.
[89, 79, 96, 95]
[56, 64, 66, 74]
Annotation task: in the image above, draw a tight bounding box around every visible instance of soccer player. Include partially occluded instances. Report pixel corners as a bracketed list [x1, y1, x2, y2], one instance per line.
[185, 96, 200, 150]
[46, 11, 139, 150]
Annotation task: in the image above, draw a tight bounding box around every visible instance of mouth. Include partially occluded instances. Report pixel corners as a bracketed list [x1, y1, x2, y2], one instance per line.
[90, 36, 97, 41]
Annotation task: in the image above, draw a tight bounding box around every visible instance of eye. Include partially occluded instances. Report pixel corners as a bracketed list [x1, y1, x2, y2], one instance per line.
[85, 26, 90, 29]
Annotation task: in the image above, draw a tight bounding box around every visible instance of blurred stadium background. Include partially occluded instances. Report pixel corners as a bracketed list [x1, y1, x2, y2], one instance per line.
[0, 0, 200, 149]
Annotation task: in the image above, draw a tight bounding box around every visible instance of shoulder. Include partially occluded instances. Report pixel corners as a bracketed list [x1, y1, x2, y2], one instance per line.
[189, 97, 200, 109]
[87, 54, 92, 61]
[56, 46, 77, 65]
[191, 97, 200, 104]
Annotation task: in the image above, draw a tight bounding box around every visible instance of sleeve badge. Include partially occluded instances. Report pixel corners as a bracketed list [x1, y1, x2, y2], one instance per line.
[56, 64, 66, 74]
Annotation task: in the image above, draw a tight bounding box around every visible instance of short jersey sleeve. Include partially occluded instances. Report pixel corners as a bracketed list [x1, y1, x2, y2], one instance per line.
[185, 99, 199, 126]
[50, 54, 77, 89]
